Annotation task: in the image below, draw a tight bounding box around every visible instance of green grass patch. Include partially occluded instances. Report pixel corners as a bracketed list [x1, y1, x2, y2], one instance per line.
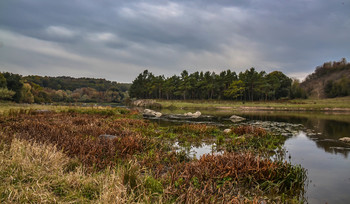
[155, 96, 350, 111]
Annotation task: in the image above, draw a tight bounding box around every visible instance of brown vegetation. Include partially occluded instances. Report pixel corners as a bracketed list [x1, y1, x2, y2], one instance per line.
[1, 111, 151, 170]
[0, 108, 306, 203]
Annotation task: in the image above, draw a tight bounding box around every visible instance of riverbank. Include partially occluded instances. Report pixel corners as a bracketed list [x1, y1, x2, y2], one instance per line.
[154, 96, 350, 111]
[0, 105, 306, 203]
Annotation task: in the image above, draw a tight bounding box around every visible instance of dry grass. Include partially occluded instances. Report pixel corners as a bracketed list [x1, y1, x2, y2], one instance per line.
[1, 111, 151, 170]
[0, 138, 158, 203]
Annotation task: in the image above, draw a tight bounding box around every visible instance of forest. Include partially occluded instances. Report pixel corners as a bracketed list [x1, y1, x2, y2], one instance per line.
[130, 68, 306, 101]
[130, 58, 350, 101]
[0, 73, 129, 103]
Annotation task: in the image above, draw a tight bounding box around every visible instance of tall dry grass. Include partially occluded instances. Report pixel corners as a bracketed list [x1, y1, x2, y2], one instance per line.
[0, 138, 160, 203]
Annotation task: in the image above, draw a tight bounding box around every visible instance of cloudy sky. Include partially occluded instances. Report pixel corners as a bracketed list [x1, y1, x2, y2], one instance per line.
[0, 0, 349, 82]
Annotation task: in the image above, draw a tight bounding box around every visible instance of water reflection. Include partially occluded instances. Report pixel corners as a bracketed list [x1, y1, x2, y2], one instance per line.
[236, 112, 350, 158]
[285, 133, 350, 204]
[173, 142, 221, 159]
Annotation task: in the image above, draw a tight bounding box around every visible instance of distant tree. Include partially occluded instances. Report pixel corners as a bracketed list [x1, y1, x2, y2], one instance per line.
[0, 88, 15, 100]
[224, 80, 244, 100]
[179, 70, 191, 100]
[325, 77, 350, 98]
[239, 68, 265, 101]
[3, 72, 23, 102]
[129, 70, 154, 99]
[0, 73, 7, 88]
[290, 79, 307, 99]
[151, 75, 164, 99]
[203, 71, 216, 99]
[265, 71, 292, 99]
[20, 83, 34, 103]
[163, 75, 180, 100]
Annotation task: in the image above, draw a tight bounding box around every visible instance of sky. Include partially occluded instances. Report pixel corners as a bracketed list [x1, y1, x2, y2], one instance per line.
[0, 0, 349, 83]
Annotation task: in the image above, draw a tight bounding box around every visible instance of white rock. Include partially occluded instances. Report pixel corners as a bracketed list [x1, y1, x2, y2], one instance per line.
[229, 115, 245, 123]
[339, 137, 350, 143]
[143, 109, 162, 117]
[193, 111, 201, 117]
[223, 129, 232, 134]
[184, 111, 201, 118]
[154, 112, 162, 117]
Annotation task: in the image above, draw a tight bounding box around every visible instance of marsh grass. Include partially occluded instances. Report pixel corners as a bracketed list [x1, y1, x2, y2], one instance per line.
[0, 138, 165, 203]
[166, 152, 306, 203]
[221, 126, 286, 156]
[0, 106, 307, 203]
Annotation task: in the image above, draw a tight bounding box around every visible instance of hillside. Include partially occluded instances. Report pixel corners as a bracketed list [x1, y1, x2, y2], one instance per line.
[1, 73, 131, 103]
[24, 75, 130, 92]
[301, 58, 350, 99]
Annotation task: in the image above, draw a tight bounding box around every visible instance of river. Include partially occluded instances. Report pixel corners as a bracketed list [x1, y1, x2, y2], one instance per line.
[144, 109, 350, 204]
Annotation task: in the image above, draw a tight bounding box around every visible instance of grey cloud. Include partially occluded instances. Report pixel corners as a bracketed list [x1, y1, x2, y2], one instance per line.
[0, 0, 349, 82]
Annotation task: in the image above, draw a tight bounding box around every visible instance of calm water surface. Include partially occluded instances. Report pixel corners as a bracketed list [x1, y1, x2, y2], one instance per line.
[145, 109, 350, 204]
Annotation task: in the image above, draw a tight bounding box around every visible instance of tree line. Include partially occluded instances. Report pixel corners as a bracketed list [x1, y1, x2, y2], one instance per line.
[0, 72, 129, 103]
[130, 68, 306, 101]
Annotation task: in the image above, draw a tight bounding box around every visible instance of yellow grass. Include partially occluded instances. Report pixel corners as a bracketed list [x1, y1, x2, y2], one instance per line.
[0, 138, 155, 203]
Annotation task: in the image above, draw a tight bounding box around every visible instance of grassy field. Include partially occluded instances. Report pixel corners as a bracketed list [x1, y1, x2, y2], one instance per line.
[155, 96, 350, 111]
[0, 105, 306, 203]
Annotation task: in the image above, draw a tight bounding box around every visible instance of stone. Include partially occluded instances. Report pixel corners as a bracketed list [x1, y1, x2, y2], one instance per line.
[193, 111, 201, 117]
[154, 112, 162, 117]
[339, 137, 350, 143]
[99, 134, 118, 140]
[143, 109, 162, 117]
[223, 129, 232, 134]
[184, 111, 201, 118]
[229, 115, 245, 123]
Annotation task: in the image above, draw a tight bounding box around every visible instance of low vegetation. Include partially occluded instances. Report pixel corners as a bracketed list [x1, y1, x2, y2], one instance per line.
[155, 96, 350, 111]
[0, 106, 307, 203]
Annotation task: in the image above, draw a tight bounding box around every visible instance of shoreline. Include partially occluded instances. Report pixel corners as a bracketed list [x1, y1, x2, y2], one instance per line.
[147, 97, 350, 112]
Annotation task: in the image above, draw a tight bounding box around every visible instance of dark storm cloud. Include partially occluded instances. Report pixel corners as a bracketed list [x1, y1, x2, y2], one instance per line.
[0, 0, 349, 82]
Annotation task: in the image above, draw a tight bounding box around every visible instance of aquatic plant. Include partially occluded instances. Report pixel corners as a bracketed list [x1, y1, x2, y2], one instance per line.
[231, 125, 268, 137]
[166, 152, 306, 203]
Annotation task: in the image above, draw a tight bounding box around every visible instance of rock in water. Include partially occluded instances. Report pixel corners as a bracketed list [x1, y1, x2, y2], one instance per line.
[143, 109, 153, 115]
[339, 137, 350, 143]
[223, 129, 232, 134]
[154, 112, 162, 117]
[229, 115, 245, 123]
[143, 109, 162, 117]
[184, 111, 201, 118]
[193, 111, 201, 117]
[184, 112, 191, 116]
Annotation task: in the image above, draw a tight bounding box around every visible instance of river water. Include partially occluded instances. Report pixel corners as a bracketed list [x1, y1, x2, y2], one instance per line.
[144, 109, 350, 204]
